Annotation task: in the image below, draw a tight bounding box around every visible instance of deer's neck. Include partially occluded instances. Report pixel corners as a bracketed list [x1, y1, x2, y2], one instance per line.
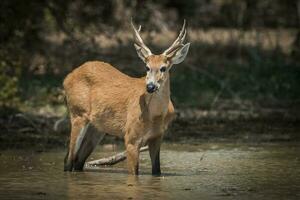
[145, 75, 170, 118]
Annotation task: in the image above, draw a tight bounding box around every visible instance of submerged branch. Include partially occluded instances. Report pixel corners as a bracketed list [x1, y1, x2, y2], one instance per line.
[86, 146, 149, 166]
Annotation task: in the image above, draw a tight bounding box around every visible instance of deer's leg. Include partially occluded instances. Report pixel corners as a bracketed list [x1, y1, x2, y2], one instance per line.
[148, 137, 162, 175]
[73, 125, 106, 171]
[125, 134, 142, 175]
[64, 116, 88, 171]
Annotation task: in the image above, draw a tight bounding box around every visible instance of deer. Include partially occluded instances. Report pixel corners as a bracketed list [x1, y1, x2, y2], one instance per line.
[63, 20, 190, 175]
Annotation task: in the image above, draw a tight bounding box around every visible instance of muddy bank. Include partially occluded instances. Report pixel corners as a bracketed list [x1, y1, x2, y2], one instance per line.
[167, 108, 300, 142]
[0, 108, 299, 149]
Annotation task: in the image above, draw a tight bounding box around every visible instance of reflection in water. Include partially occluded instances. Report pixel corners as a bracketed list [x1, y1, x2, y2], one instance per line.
[0, 143, 300, 199]
[65, 170, 169, 199]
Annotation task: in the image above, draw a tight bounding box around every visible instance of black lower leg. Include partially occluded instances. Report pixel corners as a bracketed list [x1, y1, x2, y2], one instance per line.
[73, 159, 85, 171]
[151, 151, 161, 175]
[73, 138, 96, 171]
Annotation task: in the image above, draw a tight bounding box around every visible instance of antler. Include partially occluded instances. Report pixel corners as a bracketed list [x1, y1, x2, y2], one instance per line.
[131, 20, 152, 57]
[163, 20, 187, 56]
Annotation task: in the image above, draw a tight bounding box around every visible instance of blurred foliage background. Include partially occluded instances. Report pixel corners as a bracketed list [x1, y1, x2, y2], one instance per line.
[0, 0, 300, 116]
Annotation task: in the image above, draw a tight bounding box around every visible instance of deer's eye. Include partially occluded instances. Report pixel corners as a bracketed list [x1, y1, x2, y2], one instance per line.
[145, 66, 150, 72]
[160, 66, 167, 72]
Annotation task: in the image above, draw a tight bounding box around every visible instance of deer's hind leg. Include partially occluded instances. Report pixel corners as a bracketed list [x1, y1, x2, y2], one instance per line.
[64, 116, 104, 171]
[73, 124, 105, 171]
[64, 116, 88, 171]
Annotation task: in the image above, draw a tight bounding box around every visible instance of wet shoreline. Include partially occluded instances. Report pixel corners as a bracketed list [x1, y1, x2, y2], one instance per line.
[1, 108, 299, 150]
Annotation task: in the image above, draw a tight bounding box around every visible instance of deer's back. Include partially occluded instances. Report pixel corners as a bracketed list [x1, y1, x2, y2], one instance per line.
[63, 61, 145, 135]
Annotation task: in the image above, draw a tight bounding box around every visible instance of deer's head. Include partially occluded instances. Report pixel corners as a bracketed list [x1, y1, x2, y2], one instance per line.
[131, 20, 190, 93]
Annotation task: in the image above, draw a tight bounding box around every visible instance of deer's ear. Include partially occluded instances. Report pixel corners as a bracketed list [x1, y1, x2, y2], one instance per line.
[134, 44, 150, 63]
[167, 43, 190, 65]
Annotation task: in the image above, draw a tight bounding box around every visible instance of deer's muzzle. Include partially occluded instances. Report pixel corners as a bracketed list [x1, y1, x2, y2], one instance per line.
[146, 82, 157, 93]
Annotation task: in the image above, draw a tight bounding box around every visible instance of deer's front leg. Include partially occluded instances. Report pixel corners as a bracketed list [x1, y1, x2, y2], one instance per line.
[148, 136, 162, 175]
[124, 133, 142, 175]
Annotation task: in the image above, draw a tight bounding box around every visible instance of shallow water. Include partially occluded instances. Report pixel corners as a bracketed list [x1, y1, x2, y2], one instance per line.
[0, 142, 299, 200]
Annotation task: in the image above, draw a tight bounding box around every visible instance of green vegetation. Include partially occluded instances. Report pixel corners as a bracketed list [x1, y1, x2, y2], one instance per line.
[0, 51, 22, 112]
[172, 44, 300, 109]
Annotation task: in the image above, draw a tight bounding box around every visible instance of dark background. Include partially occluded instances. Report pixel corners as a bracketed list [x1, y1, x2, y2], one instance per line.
[1, 0, 300, 148]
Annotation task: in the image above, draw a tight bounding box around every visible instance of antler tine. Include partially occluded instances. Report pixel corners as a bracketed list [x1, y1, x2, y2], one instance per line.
[176, 19, 186, 42]
[164, 20, 187, 55]
[131, 20, 152, 55]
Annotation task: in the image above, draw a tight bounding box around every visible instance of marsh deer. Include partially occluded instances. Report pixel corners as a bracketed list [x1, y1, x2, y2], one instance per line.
[63, 20, 190, 175]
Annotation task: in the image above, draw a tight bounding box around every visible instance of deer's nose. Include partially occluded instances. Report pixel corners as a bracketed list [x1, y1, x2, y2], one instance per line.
[146, 83, 156, 93]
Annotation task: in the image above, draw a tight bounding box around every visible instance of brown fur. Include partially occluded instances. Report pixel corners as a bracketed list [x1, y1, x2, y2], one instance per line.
[64, 20, 189, 174]
[146, 55, 168, 69]
[64, 60, 175, 174]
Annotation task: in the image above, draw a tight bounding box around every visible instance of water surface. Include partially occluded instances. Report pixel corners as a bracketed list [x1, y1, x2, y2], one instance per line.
[0, 143, 299, 199]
